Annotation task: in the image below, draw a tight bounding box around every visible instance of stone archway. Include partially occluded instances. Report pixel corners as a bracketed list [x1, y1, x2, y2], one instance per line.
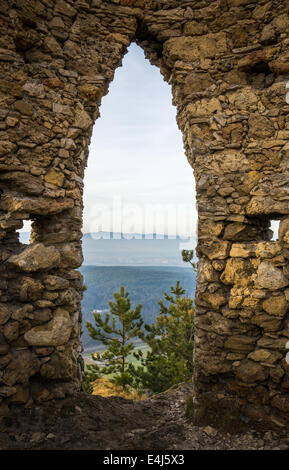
[1, 0, 289, 427]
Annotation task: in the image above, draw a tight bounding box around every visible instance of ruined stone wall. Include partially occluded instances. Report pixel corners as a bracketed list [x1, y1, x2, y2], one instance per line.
[0, 0, 289, 427]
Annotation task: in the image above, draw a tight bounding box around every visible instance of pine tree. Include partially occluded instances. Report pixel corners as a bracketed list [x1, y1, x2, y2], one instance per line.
[82, 374, 94, 394]
[85, 286, 143, 391]
[130, 281, 194, 394]
[182, 249, 196, 269]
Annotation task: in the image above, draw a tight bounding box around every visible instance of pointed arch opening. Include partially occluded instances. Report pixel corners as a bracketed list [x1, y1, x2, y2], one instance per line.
[80, 42, 197, 355]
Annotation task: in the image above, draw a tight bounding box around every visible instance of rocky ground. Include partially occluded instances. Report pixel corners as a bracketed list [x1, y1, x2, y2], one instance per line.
[0, 383, 288, 450]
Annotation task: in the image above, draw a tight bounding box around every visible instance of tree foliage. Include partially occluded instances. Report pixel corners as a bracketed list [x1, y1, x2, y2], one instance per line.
[85, 286, 143, 390]
[84, 253, 196, 395]
[181, 249, 196, 269]
[130, 281, 195, 394]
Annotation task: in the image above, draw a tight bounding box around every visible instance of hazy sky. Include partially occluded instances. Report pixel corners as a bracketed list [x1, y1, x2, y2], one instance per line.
[21, 43, 196, 237]
[83, 43, 196, 237]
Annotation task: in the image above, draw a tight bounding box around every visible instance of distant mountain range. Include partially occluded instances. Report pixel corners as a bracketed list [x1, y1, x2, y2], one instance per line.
[20, 231, 196, 267]
[80, 265, 196, 351]
[82, 232, 196, 266]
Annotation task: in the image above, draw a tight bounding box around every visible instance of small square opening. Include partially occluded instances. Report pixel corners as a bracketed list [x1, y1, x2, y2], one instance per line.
[17, 220, 32, 245]
[269, 219, 280, 241]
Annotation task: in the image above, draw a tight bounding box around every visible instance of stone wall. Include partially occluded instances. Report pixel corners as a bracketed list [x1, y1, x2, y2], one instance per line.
[0, 0, 289, 426]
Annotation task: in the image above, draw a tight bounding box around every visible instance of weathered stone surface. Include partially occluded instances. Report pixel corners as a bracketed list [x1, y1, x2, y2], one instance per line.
[220, 258, 252, 286]
[256, 242, 282, 259]
[0, 354, 12, 370]
[31, 385, 53, 404]
[3, 321, 19, 343]
[197, 291, 226, 310]
[198, 259, 218, 283]
[0, 304, 10, 325]
[251, 312, 282, 332]
[0, 195, 74, 215]
[197, 354, 232, 376]
[43, 78, 63, 89]
[23, 81, 45, 98]
[199, 240, 230, 260]
[0, 386, 16, 397]
[33, 308, 53, 324]
[14, 100, 33, 116]
[223, 223, 247, 241]
[0, 140, 17, 157]
[44, 169, 65, 187]
[58, 243, 83, 268]
[3, 350, 40, 386]
[271, 395, 289, 413]
[261, 23, 276, 45]
[255, 262, 289, 290]
[8, 244, 60, 272]
[187, 98, 222, 117]
[198, 222, 224, 238]
[9, 385, 30, 404]
[40, 348, 78, 381]
[224, 335, 256, 353]
[257, 336, 288, 350]
[53, 103, 73, 115]
[24, 309, 72, 346]
[248, 349, 282, 363]
[164, 33, 227, 65]
[279, 218, 289, 241]
[246, 197, 289, 216]
[73, 110, 93, 130]
[78, 85, 101, 102]
[229, 88, 258, 112]
[44, 275, 70, 291]
[184, 73, 213, 95]
[0, 343, 9, 355]
[230, 243, 256, 258]
[19, 277, 44, 302]
[196, 311, 234, 336]
[0, 80, 23, 98]
[0, 403, 9, 417]
[248, 114, 275, 139]
[55, 0, 77, 17]
[0, 172, 44, 195]
[270, 366, 284, 383]
[235, 360, 268, 383]
[262, 295, 288, 317]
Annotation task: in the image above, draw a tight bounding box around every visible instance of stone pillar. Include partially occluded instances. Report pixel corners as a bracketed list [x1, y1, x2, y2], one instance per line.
[0, 0, 136, 415]
[159, 0, 289, 427]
